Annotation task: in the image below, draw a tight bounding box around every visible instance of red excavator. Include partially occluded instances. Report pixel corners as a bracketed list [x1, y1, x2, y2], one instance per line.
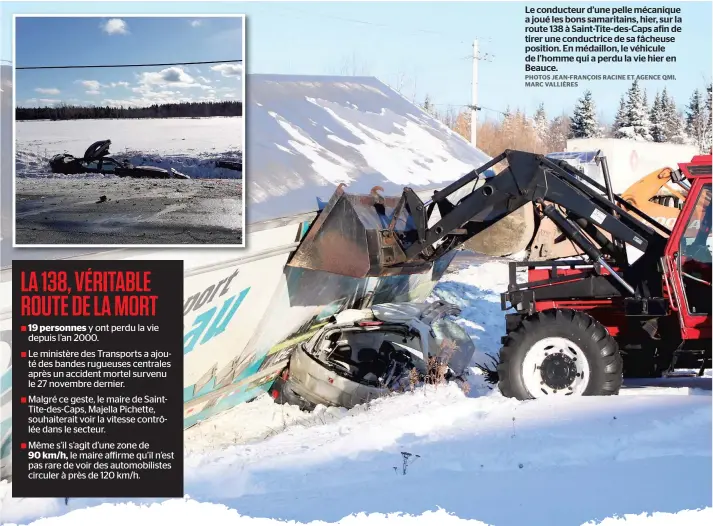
[286, 151, 711, 399]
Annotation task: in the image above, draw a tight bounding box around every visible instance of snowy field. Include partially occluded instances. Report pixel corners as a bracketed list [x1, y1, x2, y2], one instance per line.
[1, 258, 710, 525]
[13, 117, 243, 244]
[15, 117, 243, 180]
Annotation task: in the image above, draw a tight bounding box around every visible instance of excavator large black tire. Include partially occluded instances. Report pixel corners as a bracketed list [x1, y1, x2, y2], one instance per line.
[498, 309, 623, 400]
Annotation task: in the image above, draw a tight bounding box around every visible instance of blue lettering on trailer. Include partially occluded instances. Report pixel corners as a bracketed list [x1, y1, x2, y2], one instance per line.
[184, 287, 250, 355]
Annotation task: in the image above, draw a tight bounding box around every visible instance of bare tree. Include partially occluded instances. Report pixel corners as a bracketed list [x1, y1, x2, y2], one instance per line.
[436, 106, 460, 130]
[388, 70, 420, 104]
[547, 113, 572, 151]
[392, 71, 408, 94]
[327, 52, 371, 76]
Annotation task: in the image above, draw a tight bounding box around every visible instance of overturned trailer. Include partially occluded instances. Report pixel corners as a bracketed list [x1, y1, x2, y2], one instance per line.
[0, 70, 491, 480]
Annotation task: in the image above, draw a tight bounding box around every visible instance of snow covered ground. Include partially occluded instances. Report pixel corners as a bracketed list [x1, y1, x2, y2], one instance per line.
[1, 258, 710, 525]
[15, 117, 243, 180]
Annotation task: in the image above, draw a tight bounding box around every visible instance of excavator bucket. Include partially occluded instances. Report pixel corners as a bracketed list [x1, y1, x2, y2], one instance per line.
[464, 202, 536, 258]
[465, 150, 602, 260]
[528, 215, 583, 260]
[287, 184, 433, 279]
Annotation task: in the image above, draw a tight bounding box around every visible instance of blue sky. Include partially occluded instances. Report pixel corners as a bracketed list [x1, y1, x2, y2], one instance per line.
[12, 15, 243, 106]
[1, 1, 711, 121]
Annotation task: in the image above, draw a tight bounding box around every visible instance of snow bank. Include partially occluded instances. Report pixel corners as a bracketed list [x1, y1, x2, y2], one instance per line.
[430, 259, 510, 369]
[184, 394, 351, 455]
[15, 117, 242, 180]
[5, 380, 707, 525]
[15, 117, 242, 157]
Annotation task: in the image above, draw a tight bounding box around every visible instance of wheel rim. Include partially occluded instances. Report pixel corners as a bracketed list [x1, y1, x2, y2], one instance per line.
[521, 337, 590, 397]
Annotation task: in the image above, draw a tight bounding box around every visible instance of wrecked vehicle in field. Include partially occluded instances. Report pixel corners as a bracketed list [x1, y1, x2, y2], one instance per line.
[49, 139, 190, 179]
[215, 159, 242, 172]
[270, 300, 475, 410]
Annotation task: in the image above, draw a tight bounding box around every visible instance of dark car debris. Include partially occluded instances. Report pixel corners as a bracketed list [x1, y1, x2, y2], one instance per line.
[49, 139, 191, 179]
[215, 159, 242, 172]
[49, 140, 243, 179]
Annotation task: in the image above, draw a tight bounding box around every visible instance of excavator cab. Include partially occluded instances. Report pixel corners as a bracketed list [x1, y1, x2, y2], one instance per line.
[663, 156, 712, 336]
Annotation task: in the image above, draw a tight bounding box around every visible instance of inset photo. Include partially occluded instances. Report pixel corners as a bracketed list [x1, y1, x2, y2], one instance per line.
[13, 14, 245, 246]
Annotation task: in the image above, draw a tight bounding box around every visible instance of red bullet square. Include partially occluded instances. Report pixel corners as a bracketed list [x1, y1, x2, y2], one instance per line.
[20, 397, 27, 404]
[20, 326, 27, 332]
[20, 443, 27, 449]
[20, 352, 27, 358]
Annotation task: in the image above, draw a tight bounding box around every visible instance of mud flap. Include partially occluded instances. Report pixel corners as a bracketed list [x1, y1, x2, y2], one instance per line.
[287, 185, 433, 278]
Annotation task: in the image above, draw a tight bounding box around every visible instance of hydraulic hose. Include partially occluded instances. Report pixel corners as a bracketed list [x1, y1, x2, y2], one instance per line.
[542, 204, 637, 296]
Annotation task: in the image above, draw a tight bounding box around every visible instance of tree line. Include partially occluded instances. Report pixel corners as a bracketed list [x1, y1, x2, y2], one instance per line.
[16, 100, 243, 121]
[420, 81, 713, 157]
[423, 99, 577, 156]
[561, 81, 711, 152]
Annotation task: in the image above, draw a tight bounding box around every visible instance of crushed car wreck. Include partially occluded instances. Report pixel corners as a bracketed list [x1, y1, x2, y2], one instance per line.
[49, 139, 191, 179]
[215, 159, 242, 172]
[271, 300, 476, 410]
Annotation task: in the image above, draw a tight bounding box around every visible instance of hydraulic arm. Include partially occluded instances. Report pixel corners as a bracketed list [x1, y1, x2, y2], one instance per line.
[288, 150, 667, 286]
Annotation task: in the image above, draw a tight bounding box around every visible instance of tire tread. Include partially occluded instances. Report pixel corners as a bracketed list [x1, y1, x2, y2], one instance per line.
[498, 309, 623, 399]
